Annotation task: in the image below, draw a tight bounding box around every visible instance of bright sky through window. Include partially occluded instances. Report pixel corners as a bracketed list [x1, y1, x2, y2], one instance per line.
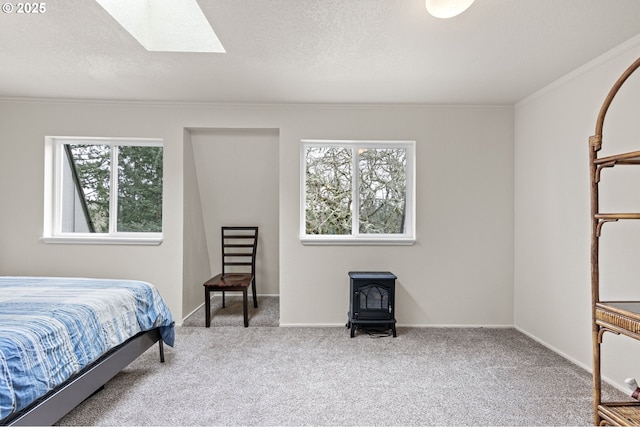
[95, 0, 225, 53]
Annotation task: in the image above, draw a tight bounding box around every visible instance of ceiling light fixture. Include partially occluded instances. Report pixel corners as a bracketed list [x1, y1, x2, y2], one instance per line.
[425, 0, 475, 18]
[95, 0, 225, 53]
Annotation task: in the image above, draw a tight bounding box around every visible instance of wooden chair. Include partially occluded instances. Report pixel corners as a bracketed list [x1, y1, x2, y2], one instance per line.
[203, 226, 258, 327]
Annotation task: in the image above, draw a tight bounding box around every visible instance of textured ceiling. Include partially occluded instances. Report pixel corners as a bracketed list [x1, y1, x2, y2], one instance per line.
[1, 0, 640, 104]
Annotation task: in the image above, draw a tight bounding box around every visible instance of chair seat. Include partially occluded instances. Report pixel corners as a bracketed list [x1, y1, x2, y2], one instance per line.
[204, 273, 253, 290]
[204, 273, 256, 327]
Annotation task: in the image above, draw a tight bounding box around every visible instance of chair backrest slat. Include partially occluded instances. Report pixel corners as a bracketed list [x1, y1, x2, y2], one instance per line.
[221, 226, 258, 275]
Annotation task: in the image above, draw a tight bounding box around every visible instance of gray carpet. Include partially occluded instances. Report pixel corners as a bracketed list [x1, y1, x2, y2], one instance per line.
[56, 305, 629, 426]
[182, 295, 279, 327]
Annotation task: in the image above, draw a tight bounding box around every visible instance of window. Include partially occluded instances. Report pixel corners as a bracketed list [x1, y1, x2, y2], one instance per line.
[301, 140, 415, 245]
[43, 137, 163, 245]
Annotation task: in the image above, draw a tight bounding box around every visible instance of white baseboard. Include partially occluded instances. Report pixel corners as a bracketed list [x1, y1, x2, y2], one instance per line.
[279, 323, 514, 328]
[399, 323, 513, 328]
[514, 326, 629, 395]
[279, 323, 345, 327]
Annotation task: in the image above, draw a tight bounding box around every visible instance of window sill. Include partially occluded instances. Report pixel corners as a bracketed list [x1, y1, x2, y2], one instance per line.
[300, 236, 415, 246]
[41, 235, 163, 246]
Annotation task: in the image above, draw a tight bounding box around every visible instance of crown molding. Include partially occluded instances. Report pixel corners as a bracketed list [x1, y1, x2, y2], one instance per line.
[516, 33, 640, 108]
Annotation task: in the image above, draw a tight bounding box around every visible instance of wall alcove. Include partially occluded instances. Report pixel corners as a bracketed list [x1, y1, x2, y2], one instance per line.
[182, 127, 280, 321]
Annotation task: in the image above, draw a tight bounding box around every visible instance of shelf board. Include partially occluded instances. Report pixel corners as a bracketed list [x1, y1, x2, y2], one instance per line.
[599, 402, 640, 426]
[599, 301, 640, 313]
[594, 151, 640, 165]
[596, 302, 640, 338]
[595, 213, 640, 220]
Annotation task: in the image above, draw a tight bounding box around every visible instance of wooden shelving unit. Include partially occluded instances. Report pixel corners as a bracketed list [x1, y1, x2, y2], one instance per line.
[591, 56, 640, 426]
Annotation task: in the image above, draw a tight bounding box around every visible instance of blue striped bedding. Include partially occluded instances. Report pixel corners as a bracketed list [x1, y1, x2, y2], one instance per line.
[0, 276, 175, 421]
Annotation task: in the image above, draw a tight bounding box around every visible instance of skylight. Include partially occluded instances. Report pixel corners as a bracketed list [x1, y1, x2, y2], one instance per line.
[95, 0, 225, 53]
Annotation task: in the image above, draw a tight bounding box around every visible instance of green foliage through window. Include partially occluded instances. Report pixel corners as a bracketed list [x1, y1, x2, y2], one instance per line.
[62, 141, 163, 234]
[118, 146, 163, 232]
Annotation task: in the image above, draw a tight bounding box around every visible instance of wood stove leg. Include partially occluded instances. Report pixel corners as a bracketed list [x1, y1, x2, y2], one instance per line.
[392, 324, 397, 337]
[350, 324, 356, 338]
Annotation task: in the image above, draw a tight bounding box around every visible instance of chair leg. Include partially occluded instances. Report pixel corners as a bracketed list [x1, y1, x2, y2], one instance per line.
[222, 290, 226, 308]
[205, 288, 211, 328]
[251, 278, 258, 308]
[242, 289, 249, 327]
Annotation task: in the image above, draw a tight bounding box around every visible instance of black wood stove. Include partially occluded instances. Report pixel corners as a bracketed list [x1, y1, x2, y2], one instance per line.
[346, 271, 397, 337]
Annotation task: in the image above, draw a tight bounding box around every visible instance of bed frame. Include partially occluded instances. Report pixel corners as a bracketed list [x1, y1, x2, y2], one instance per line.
[1, 328, 165, 426]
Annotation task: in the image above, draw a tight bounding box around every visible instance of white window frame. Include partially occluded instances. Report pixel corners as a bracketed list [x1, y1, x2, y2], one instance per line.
[42, 136, 163, 245]
[300, 139, 416, 245]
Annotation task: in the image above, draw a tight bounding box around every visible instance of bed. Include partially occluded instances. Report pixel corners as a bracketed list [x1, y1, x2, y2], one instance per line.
[0, 276, 175, 426]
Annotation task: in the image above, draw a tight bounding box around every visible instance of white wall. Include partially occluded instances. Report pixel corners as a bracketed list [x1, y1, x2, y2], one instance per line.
[0, 100, 514, 327]
[514, 37, 640, 390]
[182, 129, 211, 318]
[278, 106, 514, 326]
[0, 101, 186, 321]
